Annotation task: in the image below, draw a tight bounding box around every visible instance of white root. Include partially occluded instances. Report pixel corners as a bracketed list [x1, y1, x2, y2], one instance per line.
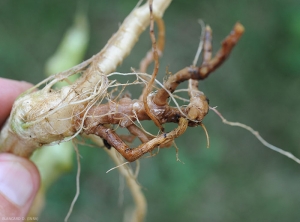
[64, 142, 81, 222]
[105, 148, 146, 222]
[210, 107, 300, 165]
[0, 0, 172, 157]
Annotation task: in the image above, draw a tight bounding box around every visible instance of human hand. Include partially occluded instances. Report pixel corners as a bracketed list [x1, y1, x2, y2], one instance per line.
[0, 78, 40, 218]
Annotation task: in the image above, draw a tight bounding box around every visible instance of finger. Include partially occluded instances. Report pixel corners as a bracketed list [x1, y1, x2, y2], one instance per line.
[0, 153, 40, 217]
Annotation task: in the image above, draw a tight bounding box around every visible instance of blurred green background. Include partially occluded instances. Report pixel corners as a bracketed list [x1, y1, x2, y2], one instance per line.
[1, 0, 300, 221]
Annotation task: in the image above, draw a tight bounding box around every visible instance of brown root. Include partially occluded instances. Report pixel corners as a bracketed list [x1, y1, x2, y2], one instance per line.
[152, 22, 244, 107]
[86, 117, 188, 162]
[142, 0, 165, 132]
[82, 22, 244, 162]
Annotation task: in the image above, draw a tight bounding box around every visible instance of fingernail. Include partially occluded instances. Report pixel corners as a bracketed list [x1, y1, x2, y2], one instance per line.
[0, 160, 34, 206]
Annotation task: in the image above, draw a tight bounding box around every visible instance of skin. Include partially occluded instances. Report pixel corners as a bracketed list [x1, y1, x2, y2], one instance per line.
[0, 78, 40, 218]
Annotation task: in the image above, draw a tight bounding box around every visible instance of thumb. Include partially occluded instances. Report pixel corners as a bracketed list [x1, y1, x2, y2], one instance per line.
[0, 153, 40, 218]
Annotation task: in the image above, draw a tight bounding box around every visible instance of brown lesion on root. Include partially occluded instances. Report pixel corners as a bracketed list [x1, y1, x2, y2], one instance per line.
[86, 117, 188, 162]
[81, 97, 182, 128]
[142, 6, 165, 132]
[81, 22, 244, 162]
[153, 22, 244, 107]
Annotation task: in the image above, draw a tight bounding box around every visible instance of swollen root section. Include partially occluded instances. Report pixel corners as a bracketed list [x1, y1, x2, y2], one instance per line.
[0, 0, 172, 158]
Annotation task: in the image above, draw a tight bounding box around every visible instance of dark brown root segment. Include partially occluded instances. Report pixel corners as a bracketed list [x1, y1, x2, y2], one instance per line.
[80, 97, 186, 128]
[142, 0, 164, 132]
[139, 17, 165, 74]
[88, 117, 188, 162]
[81, 95, 195, 161]
[127, 124, 176, 148]
[127, 124, 153, 143]
[118, 124, 152, 144]
[196, 22, 244, 78]
[153, 22, 245, 106]
[82, 23, 244, 162]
